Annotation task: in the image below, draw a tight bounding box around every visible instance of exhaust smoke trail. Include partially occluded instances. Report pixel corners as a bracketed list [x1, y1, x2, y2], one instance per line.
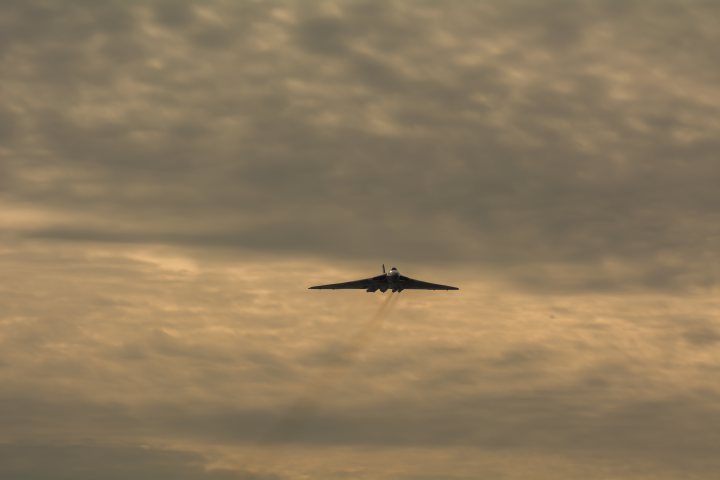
[343, 292, 399, 358]
[262, 293, 401, 444]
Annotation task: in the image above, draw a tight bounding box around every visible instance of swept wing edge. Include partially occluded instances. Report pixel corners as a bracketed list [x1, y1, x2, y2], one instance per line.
[309, 277, 376, 290]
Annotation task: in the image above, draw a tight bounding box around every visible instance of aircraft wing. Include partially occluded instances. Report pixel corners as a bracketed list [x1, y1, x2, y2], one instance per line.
[309, 274, 385, 290]
[399, 276, 459, 290]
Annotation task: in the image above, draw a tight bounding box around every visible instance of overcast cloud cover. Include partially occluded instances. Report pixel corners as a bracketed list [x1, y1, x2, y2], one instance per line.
[2, 0, 720, 478]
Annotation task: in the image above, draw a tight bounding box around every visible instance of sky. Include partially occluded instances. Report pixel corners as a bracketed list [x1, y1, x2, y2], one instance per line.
[2, 0, 720, 478]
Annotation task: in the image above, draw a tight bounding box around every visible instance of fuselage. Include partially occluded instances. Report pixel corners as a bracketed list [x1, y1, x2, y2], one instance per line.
[372, 267, 402, 292]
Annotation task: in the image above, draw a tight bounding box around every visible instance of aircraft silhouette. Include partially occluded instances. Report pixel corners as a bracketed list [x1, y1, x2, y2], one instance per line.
[310, 265, 459, 293]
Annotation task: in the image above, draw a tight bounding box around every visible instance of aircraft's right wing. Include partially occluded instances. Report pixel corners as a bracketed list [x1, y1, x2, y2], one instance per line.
[309, 275, 384, 290]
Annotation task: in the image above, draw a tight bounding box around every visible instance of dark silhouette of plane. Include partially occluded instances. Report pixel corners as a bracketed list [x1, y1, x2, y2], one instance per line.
[310, 265, 459, 293]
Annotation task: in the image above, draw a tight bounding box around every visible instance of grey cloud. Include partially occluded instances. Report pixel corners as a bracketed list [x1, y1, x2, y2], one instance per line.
[4, 2, 720, 478]
[683, 326, 720, 347]
[134, 387, 720, 474]
[296, 15, 352, 56]
[6, 0, 718, 292]
[3, 243, 720, 478]
[0, 444, 278, 480]
[153, 0, 197, 28]
[0, 106, 18, 142]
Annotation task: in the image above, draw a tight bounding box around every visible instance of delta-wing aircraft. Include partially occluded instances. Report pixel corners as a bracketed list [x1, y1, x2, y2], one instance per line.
[309, 265, 459, 293]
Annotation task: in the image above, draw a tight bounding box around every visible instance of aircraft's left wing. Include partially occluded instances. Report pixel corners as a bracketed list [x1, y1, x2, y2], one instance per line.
[399, 276, 459, 290]
[309, 275, 382, 290]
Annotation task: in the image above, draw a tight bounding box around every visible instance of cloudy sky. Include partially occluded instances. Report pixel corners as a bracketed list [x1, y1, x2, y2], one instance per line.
[2, 0, 720, 478]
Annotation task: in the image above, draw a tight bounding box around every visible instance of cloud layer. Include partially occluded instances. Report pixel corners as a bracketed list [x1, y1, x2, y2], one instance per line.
[3, 1, 720, 478]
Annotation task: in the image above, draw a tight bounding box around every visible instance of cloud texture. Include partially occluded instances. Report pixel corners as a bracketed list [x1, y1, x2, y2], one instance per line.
[2, 1, 720, 478]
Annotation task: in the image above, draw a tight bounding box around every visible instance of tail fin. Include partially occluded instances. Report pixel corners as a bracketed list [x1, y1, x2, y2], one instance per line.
[382, 264, 386, 274]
